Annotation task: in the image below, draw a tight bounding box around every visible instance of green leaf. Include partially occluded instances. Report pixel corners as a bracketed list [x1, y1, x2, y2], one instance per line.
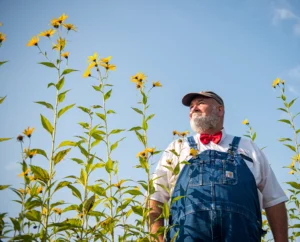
[58, 89, 70, 103]
[288, 98, 297, 108]
[30, 165, 50, 183]
[96, 112, 106, 122]
[278, 138, 292, 142]
[286, 182, 300, 190]
[125, 189, 143, 196]
[290, 224, 300, 229]
[129, 126, 142, 131]
[162, 202, 169, 219]
[63, 204, 78, 213]
[67, 185, 82, 201]
[39, 62, 57, 68]
[40, 114, 53, 135]
[0, 137, 12, 142]
[277, 108, 288, 113]
[78, 122, 90, 129]
[131, 205, 143, 216]
[53, 148, 71, 165]
[87, 185, 106, 196]
[104, 89, 112, 101]
[134, 131, 146, 146]
[131, 107, 143, 115]
[0, 95, 7, 104]
[56, 77, 65, 91]
[54, 181, 72, 193]
[25, 210, 41, 222]
[141, 90, 147, 105]
[48, 82, 56, 88]
[105, 159, 114, 173]
[57, 140, 76, 149]
[142, 120, 148, 131]
[278, 119, 291, 125]
[0, 185, 10, 190]
[10, 217, 20, 231]
[169, 149, 179, 157]
[284, 144, 296, 152]
[25, 199, 42, 210]
[31, 148, 48, 159]
[78, 106, 91, 114]
[110, 137, 125, 152]
[70, 158, 84, 165]
[109, 129, 125, 135]
[171, 196, 185, 205]
[0, 61, 8, 66]
[78, 144, 89, 157]
[58, 104, 75, 118]
[173, 163, 180, 175]
[281, 94, 286, 101]
[146, 114, 155, 122]
[107, 109, 116, 114]
[92, 105, 102, 109]
[79, 168, 87, 186]
[35, 101, 54, 110]
[62, 69, 78, 76]
[296, 129, 300, 134]
[92, 85, 101, 91]
[251, 132, 256, 141]
[84, 194, 95, 213]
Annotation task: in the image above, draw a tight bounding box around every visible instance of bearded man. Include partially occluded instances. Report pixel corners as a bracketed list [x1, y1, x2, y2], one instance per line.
[149, 91, 288, 242]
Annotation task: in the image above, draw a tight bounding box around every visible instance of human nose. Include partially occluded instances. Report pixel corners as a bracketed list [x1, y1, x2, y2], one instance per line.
[189, 105, 199, 117]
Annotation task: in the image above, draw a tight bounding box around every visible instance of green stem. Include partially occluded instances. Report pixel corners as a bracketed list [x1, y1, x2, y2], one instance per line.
[43, 48, 62, 242]
[97, 68, 114, 242]
[81, 113, 93, 240]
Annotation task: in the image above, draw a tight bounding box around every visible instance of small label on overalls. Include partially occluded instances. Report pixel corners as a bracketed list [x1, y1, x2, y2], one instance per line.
[226, 171, 234, 178]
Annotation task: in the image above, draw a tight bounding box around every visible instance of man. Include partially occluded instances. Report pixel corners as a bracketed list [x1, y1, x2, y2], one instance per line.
[149, 91, 288, 242]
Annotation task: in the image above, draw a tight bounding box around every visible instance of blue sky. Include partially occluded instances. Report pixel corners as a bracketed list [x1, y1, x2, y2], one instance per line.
[0, 0, 299, 222]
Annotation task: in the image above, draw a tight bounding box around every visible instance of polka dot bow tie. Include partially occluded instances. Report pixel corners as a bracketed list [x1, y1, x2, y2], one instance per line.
[200, 131, 222, 145]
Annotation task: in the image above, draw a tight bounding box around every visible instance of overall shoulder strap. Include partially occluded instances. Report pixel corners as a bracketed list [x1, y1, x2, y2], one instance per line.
[228, 136, 241, 154]
[187, 136, 198, 151]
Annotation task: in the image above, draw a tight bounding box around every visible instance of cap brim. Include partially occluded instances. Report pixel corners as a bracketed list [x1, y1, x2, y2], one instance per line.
[182, 93, 206, 106]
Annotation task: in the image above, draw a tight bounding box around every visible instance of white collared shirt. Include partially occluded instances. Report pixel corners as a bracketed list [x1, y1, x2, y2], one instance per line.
[150, 129, 288, 209]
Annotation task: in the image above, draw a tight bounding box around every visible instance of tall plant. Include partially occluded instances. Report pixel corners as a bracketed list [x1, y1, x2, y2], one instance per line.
[272, 78, 300, 241]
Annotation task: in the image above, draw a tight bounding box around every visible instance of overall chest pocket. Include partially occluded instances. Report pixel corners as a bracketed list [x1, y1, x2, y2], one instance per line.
[188, 160, 211, 187]
[188, 158, 238, 187]
[220, 158, 238, 185]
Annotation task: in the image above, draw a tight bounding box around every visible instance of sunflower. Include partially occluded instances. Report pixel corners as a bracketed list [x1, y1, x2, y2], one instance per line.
[152, 81, 162, 87]
[100, 63, 116, 71]
[0, 32, 6, 43]
[39, 29, 56, 38]
[23, 127, 34, 137]
[61, 52, 69, 59]
[26, 36, 39, 47]
[63, 23, 77, 31]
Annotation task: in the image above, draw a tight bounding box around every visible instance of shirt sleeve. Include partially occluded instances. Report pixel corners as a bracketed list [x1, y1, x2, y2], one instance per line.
[149, 142, 177, 204]
[250, 141, 288, 209]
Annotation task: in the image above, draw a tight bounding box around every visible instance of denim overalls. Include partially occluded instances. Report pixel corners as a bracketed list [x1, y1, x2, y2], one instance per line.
[167, 136, 263, 242]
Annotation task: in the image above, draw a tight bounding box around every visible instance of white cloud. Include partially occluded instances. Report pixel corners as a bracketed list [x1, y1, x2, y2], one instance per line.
[293, 23, 300, 35]
[273, 8, 300, 36]
[288, 65, 300, 80]
[5, 162, 19, 171]
[274, 8, 297, 21]
[287, 85, 300, 95]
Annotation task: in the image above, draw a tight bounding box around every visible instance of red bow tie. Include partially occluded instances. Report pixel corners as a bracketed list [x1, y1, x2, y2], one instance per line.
[200, 131, 222, 145]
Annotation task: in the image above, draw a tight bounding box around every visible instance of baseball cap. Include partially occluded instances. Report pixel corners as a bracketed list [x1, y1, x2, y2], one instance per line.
[182, 91, 224, 106]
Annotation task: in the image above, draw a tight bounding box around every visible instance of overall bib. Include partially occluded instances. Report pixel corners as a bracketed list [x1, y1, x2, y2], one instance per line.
[167, 136, 263, 242]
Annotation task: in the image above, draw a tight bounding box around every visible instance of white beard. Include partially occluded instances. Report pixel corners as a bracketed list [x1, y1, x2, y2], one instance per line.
[190, 108, 220, 133]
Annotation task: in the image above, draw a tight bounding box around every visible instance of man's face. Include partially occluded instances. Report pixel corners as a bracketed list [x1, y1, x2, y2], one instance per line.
[189, 97, 224, 133]
[189, 97, 220, 119]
